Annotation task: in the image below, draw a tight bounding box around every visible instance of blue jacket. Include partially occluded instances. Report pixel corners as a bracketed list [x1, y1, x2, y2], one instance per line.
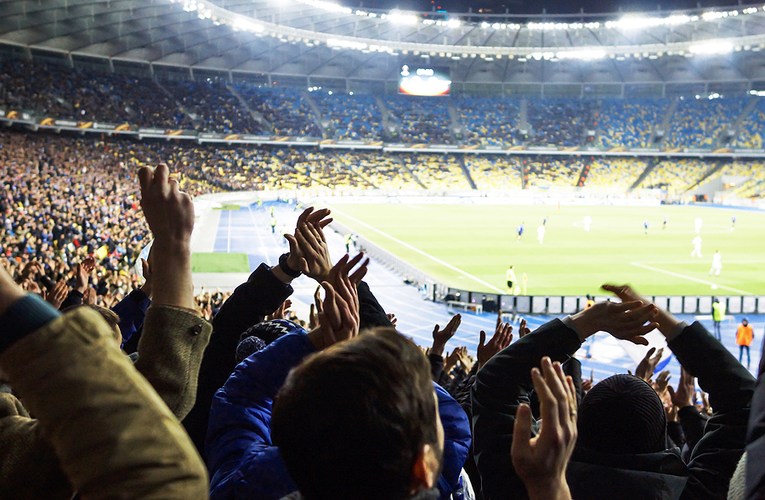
[206, 332, 472, 500]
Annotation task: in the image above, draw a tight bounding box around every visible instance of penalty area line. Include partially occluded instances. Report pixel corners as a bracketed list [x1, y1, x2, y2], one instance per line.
[630, 262, 754, 295]
[330, 206, 506, 294]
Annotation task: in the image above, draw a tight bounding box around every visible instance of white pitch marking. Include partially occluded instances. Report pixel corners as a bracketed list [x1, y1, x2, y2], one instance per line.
[331, 206, 506, 294]
[630, 261, 754, 295]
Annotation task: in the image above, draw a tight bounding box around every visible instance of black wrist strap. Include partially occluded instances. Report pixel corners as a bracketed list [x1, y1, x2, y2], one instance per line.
[278, 253, 302, 278]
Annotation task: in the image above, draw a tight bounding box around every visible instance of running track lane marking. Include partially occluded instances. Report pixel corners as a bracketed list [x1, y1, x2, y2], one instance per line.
[630, 262, 754, 295]
[330, 206, 506, 294]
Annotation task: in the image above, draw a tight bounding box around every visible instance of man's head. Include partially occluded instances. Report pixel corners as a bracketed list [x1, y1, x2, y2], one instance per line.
[742, 318, 749, 326]
[272, 327, 443, 500]
[577, 374, 666, 455]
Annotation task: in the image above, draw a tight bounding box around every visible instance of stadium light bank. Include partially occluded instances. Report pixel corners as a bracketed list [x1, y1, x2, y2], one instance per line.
[168, 0, 765, 61]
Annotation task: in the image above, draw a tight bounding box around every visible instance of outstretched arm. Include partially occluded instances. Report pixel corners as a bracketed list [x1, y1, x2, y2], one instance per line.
[0, 263, 207, 499]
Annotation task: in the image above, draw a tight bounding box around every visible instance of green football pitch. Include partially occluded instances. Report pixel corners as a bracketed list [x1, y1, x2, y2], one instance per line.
[329, 203, 765, 296]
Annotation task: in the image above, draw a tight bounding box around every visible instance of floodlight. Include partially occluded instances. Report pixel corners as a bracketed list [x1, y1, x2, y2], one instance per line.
[688, 40, 734, 55]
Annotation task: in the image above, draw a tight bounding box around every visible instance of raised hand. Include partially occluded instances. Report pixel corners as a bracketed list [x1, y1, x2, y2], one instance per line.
[601, 283, 681, 338]
[283, 207, 333, 281]
[16, 261, 42, 284]
[478, 319, 513, 370]
[46, 281, 69, 309]
[635, 347, 664, 382]
[267, 299, 292, 321]
[512, 357, 577, 500]
[138, 164, 195, 310]
[672, 367, 695, 409]
[307, 254, 368, 351]
[138, 163, 195, 246]
[653, 370, 671, 394]
[75, 257, 95, 293]
[431, 314, 462, 357]
[309, 286, 322, 329]
[519, 318, 531, 338]
[570, 299, 659, 346]
[0, 265, 26, 315]
[83, 287, 97, 306]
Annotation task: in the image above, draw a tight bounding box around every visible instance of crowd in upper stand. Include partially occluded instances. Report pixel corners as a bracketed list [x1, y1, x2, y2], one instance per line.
[6, 57, 765, 149]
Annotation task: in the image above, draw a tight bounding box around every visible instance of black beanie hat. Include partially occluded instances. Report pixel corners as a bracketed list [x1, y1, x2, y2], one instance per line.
[577, 374, 667, 455]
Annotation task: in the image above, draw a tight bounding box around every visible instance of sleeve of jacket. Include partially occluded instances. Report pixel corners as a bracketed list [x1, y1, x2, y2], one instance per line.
[678, 405, 707, 452]
[133, 305, 212, 420]
[183, 263, 293, 453]
[471, 319, 582, 500]
[0, 306, 208, 499]
[357, 281, 393, 329]
[436, 382, 472, 499]
[59, 290, 83, 310]
[668, 322, 755, 500]
[0, 393, 73, 500]
[113, 288, 151, 348]
[206, 333, 315, 500]
[746, 341, 765, 499]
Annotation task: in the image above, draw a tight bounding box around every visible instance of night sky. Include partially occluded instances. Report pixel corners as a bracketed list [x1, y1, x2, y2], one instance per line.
[347, 0, 746, 15]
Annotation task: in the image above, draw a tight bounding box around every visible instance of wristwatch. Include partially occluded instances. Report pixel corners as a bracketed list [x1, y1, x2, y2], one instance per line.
[278, 252, 302, 278]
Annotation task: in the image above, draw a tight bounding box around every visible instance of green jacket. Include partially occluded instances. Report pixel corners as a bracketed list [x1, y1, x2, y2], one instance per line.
[0, 305, 212, 499]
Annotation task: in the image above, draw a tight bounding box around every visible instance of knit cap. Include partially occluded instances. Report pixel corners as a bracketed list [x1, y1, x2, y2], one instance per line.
[577, 374, 667, 455]
[235, 319, 307, 363]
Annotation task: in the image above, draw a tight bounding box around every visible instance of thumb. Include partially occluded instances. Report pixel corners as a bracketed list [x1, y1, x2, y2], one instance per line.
[479, 330, 486, 347]
[433, 324, 440, 336]
[284, 233, 298, 252]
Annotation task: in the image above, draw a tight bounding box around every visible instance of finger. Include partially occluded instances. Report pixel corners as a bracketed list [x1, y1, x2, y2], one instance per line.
[479, 330, 486, 347]
[641, 347, 656, 361]
[627, 335, 650, 346]
[545, 359, 570, 425]
[297, 207, 313, 226]
[511, 403, 533, 461]
[566, 375, 578, 414]
[433, 324, 440, 336]
[305, 208, 329, 224]
[320, 282, 342, 331]
[318, 217, 333, 229]
[531, 365, 558, 430]
[344, 253, 365, 274]
[348, 257, 369, 284]
[138, 166, 153, 194]
[284, 233, 299, 254]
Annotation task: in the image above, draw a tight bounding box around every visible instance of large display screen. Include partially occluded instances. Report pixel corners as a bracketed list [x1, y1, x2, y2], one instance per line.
[398, 65, 451, 96]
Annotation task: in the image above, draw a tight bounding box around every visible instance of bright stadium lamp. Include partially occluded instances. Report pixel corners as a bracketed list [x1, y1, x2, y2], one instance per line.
[689, 40, 734, 55]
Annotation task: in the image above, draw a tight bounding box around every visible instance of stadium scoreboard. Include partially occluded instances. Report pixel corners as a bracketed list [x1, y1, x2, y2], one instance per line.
[398, 65, 451, 96]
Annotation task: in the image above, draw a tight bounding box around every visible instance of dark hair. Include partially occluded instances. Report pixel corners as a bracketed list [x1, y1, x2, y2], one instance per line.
[272, 328, 439, 500]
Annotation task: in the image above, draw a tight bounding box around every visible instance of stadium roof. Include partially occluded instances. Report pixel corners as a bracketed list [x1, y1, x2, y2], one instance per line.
[3, 0, 765, 90]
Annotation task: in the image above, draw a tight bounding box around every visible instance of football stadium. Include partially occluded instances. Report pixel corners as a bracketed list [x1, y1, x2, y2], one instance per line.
[1, 0, 765, 497]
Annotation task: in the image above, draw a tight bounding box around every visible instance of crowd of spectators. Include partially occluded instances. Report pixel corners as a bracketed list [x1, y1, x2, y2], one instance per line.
[235, 86, 322, 137]
[526, 99, 594, 147]
[162, 80, 261, 135]
[639, 158, 713, 194]
[465, 156, 524, 190]
[665, 97, 745, 149]
[522, 157, 585, 188]
[2, 148, 765, 499]
[5, 57, 765, 149]
[382, 95, 455, 144]
[311, 92, 383, 140]
[455, 96, 521, 146]
[596, 98, 668, 149]
[0, 58, 190, 128]
[584, 157, 650, 191]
